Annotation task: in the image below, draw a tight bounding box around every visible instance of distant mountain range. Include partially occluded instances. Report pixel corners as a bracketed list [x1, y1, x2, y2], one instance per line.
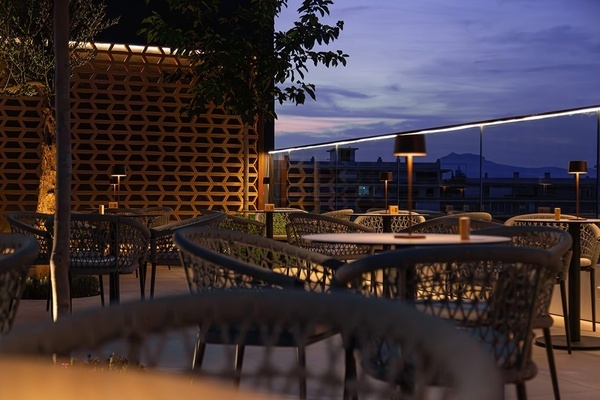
[439, 152, 579, 179]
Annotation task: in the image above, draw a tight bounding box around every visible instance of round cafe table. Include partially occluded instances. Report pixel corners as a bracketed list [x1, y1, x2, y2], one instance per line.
[303, 232, 512, 247]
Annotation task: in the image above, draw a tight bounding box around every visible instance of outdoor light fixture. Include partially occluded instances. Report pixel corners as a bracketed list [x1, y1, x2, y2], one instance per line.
[379, 172, 393, 211]
[110, 165, 127, 205]
[568, 160, 587, 218]
[394, 134, 427, 235]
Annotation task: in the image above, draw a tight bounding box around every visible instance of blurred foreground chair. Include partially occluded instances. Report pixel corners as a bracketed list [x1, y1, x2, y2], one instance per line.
[332, 245, 559, 400]
[147, 212, 227, 298]
[174, 227, 345, 398]
[476, 225, 572, 400]
[0, 233, 39, 334]
[286, 212, 376, 261]
[0, 291, 502, 400]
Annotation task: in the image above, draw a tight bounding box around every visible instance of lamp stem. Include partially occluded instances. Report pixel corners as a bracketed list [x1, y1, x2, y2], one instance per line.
[384, 180, 388, 210]
[576, 173, 580, 218]
[117, 175, 121, 205]
[407, 155, 414, 233]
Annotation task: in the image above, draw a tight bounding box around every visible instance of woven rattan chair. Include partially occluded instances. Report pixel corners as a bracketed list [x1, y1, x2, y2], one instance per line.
[506, 213, 600, 334]
[332, 245, 559, 400]
[354, 211, 425, 233]
[0, 290, 502, 400]
[0, 233, 40, 334]
[147, 212, 227, 298]
[286, 212, 376, 261]
[476, 225, 572, 400]
[174, 227, 346, 398]
[399, 215, 502, 234]
[46, 214, 151, 306]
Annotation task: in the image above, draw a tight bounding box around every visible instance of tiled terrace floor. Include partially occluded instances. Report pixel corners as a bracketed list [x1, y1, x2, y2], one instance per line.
[11, 265, 600, 399]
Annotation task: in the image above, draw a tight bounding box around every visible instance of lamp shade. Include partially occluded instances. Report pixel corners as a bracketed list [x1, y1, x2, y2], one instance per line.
[379, 172, 393, 182]
[394, 134, 427, 156]
[110, 165, 127, 177]
[568, 161, 587, 174]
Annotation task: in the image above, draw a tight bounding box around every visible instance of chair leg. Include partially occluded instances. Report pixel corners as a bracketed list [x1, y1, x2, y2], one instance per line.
[543, 328, 562, 400]
[590, 269, 596, 332]
[343, 344, 358, 400]
[150, 262, 157, 299]
[516, 382, 527, 400]
[234, 345, 245, 387]
[297, 346, 307, 400]
[138, 264, 146, 300]
[559, 280, 572, 354]
[192, 338, 206, 371]
[98, 275, 105, 307]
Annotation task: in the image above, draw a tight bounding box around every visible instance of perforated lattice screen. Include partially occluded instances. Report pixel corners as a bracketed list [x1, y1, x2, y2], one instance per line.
[0, 44, 260, 228]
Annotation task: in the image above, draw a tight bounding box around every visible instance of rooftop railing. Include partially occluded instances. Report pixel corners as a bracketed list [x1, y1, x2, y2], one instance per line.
[268, 104, 600, 219]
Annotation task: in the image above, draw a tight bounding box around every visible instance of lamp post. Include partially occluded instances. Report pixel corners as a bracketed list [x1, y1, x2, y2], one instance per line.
[110, 165, 127, 206]
[379, 172, 393, 211]
[394, 134, 426, 235]
[568, 160, 587, 218]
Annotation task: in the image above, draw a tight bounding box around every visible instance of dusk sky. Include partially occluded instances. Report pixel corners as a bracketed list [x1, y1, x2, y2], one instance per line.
[274, 0, 600, 152]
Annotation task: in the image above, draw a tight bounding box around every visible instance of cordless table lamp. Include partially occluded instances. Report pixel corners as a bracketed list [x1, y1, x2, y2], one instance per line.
[394, 134, 426, 236]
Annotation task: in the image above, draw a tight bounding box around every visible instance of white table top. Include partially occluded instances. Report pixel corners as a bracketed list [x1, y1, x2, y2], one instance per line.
[303, 233, 512, 246]
[513, 218, 600, 224]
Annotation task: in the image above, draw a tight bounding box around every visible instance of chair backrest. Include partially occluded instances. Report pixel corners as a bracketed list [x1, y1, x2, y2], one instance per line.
[504, 213, 578, 226]
[506, 212, 600, 266]
[446, 211, 494, 221]
[104, 207, 173, 228]
[475, 225, 573, 326]
[332, 245, 559, 388]
[174, 226, 344, 293]
[580, 222, 600, 266]
[149, 212, 227, 265]
[6, 211, 53, 264]
[354, 212, 425, 233]
[0, 233, 40, 334]
[401, 215, 502, 234]
[286, 212, 375, 260]
[0, 291, 502, 400]
[46, 214, 150, 275]
[320, 209, 354, 221]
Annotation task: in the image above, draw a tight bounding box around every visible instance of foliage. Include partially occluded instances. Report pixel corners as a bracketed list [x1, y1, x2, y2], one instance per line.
[23, 268, 100, 299]
[0, 0, 118, 109]
[140, 0, 348, 126]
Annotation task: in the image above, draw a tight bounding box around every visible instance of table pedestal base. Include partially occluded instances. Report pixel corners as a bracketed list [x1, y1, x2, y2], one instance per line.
[535, 334, 600, 351]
